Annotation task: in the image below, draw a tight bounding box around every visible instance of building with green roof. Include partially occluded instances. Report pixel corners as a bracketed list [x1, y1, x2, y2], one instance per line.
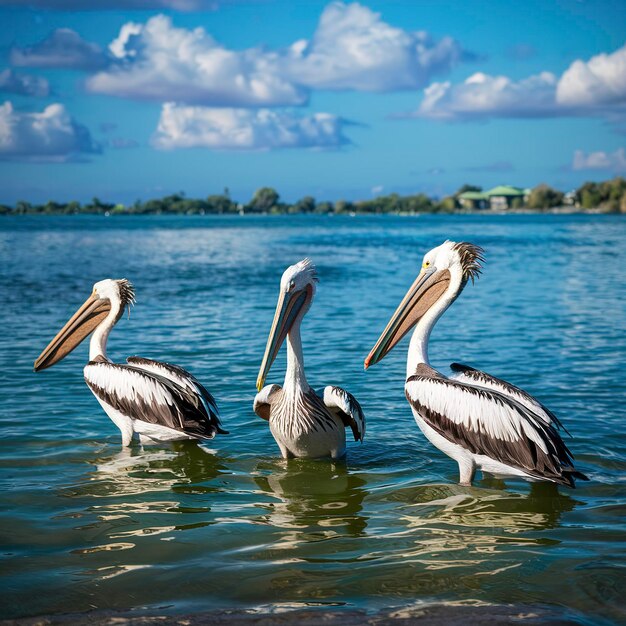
[458, 190, 488, 210]
[459, 185, 531, 210]
[484, 185, 529, 210]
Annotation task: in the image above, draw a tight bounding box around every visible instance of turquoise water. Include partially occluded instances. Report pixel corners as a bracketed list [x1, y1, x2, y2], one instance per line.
[0, 214, 625, 623]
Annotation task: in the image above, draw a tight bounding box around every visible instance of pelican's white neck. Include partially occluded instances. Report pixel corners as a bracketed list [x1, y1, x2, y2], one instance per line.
[89, 299, 120, 362]
[406, 280, 460, 378]
[284, 319, 309, 393]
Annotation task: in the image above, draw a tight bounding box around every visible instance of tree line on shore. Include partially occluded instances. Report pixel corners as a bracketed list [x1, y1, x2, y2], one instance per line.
[2, 177, 625, 216]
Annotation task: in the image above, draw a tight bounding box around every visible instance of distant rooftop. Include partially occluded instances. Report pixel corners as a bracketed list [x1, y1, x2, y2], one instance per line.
[458, 191, 487, 200]
[485, 185, 526, 197]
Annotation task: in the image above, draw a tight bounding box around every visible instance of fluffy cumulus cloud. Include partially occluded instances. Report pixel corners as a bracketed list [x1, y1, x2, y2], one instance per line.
[0, 101, 100, 161]
[410, 43, 626, 121]
[415, 71, 558, 120]
[557, 45, 626, 108]
[572, 148, 626, 172]
[152, 103, 349, 150]
[87, 15, 306, 106]
[10, 28, 108, 70]
[281, 2, 472, 92]
[85, 4, 472, 105]
[0, 68, 50, 97]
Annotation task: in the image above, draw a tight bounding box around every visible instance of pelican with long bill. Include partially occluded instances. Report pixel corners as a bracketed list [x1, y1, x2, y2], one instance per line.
[253, 259, 365, 459]
[35, 279, 227, 446]
[365, 240, 587, 488]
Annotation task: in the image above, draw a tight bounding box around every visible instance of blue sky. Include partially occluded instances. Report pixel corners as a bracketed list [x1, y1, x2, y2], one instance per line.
[0, 0, 624, 205]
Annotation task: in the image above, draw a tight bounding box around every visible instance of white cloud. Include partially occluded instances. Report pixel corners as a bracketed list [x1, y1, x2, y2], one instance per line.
[0, 68, 50, 97]
[572, 148, 626, 172]
[410, 42, 626, 121]
[281, 2, 471, 92]
[557, 45, 626, 108]
[10, 28, 107, 70]
[86, 4, 473, 105]
[0, 101, 100, 161]
[414, 71, 558, 120]
[87, 15, 306, 106]
[152, 103, 349, 150]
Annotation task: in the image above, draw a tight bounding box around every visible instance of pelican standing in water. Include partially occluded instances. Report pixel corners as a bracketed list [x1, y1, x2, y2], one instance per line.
[365, 241, 587, 487]
[254, 259, 365, 459]
[35, 279, 226, 446]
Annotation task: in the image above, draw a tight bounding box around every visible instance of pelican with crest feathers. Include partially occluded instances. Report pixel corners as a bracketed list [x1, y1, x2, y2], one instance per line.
[254, 259, 365, 459]
[365, 241, 587, 487]
[34, 279, 226, 446]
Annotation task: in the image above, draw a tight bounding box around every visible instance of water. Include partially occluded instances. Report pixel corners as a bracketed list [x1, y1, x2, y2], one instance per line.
[0, 214, 625, 624]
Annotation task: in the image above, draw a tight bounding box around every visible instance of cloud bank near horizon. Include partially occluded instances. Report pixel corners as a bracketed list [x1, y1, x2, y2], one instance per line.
[408, 43, 626, 122]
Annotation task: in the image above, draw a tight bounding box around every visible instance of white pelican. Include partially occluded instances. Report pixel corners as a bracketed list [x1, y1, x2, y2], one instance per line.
[34, 279, 227, 446]
[254, 259, 365, 459]
[365, 241, 587, 488]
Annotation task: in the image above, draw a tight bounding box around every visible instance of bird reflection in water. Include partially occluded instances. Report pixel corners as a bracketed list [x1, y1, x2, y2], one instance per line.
[254, 458, 368, 541]
[63, 442, 227, 540]
[397, 479, 578, 534]
[92, 440, 227, 496]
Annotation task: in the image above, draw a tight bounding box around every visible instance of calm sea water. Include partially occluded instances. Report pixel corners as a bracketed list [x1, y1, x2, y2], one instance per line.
[0, 214, 625, 624]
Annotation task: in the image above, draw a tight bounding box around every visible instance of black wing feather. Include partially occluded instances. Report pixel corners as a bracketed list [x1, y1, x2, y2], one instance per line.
[85, 362, 220, 439]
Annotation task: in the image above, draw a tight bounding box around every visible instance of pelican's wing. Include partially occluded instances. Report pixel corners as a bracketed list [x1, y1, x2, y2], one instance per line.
[127, 356, 226, 434]
[84, 362, 222, 439]
[405, 367, 586, 487]
[319, 385, 365, 442]
[253, 384, 282, 421]
[450, 362, 569, 434]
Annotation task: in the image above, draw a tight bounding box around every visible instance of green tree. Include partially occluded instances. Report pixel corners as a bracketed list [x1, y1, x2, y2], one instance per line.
[577, 182, 601, 209]
[207, 194, 236, 213]
[527, 184, 564, 210]
[293, 196, 316, 213]
[248, 187, 279, 212]
[14, 201, 32, 214]
[314, 201, 333, 214]
[334, 199, 354, 214]
[435, 196, 457, 212]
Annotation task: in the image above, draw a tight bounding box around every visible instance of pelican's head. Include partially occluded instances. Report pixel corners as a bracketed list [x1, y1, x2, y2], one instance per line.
[364, 241, 483, 369]
[34, 278, 135, 372]
[256, 259, 317, 391]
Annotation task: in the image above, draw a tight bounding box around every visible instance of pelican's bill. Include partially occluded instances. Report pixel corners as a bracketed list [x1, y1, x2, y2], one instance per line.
[365, 268, 450, 369]
[34, 293, 111, 371]
[257, 285, 312, 391]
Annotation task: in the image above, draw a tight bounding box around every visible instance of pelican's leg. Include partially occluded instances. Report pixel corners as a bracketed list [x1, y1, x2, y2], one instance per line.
[119, 425, 134, 447]
[330, 447, 347, 460]
[276, 441, 294, 459]
[458, 458, 476, 486]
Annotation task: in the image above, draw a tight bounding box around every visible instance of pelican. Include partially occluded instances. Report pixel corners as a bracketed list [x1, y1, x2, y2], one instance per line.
[34, 279, 226, 446]
[365, 241, 587, 487]
[254, 259, 365, 459]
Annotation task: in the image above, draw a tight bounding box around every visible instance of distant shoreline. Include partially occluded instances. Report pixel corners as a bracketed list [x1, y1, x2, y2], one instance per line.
[2, 177, 624, 216]
[0, 207, 619, 217]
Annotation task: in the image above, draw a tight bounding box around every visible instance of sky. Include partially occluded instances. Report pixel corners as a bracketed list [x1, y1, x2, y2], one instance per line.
[0, 0, 624, 205]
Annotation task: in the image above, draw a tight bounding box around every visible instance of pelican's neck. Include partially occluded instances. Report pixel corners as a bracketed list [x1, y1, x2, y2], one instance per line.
[89, 301, 120, 362]
[406, 285, 459, 378]
[284, 319, 308, 394]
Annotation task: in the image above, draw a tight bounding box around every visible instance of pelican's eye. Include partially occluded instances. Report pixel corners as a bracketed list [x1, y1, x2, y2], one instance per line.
[288, 280, 296, 292]
[422, 260, 431, 269]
